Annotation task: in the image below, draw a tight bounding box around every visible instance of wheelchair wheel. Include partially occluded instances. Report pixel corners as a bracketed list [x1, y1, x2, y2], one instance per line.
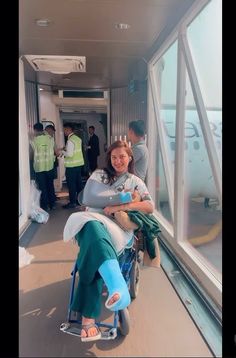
[129, 260, 140, 299]
[118, 308, 130, 336]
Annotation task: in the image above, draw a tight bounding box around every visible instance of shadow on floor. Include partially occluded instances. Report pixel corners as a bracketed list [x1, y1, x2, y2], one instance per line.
[19, 278, 126, 357]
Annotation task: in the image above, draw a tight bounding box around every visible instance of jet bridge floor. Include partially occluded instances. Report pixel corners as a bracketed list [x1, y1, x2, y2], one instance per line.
[19, 199, 213, 357]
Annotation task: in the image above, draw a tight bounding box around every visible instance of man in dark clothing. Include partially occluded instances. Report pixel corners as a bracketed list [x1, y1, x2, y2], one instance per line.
[87, 126, 100, 173]
[60, 122, 85, 209]
[45, 124, 59, 202]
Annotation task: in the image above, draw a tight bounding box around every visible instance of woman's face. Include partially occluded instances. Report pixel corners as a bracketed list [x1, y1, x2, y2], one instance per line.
[110, 147, 130, 175]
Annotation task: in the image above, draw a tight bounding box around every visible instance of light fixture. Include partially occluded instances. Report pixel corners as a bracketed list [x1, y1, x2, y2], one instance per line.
[24, 55, 86, 74]
[39, 88, 43, 91]
[115, 23, 130, 30]
[35, 19, 51, 27]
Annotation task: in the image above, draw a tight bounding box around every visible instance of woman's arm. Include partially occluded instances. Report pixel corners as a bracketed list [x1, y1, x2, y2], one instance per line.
[103, 199, 154, 215]
[104, 177, 154, 215]
[82, 174, 133, 208]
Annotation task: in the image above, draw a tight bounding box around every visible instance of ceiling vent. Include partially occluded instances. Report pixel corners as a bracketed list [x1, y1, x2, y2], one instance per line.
[24, 55, 86, 74]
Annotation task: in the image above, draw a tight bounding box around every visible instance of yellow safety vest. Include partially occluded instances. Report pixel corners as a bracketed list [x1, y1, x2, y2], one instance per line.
[31, 134, 54, 172]
[64, 134, 84, 168]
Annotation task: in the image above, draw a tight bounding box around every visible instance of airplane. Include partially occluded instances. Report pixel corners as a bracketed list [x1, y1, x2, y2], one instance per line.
[154, 108, 222, 205]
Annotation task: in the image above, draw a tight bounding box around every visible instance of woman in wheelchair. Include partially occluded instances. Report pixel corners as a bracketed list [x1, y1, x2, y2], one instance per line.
[63, 140, 154, 342]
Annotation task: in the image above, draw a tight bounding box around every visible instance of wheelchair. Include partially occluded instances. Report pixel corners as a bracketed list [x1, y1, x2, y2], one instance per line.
[60, 233, 142, 340]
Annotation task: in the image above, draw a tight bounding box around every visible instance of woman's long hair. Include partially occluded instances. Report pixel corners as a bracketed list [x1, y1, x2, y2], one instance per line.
[104, 140, 134, 184]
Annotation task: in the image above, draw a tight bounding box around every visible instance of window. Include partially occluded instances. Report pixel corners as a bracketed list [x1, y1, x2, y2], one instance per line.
[184, 73, 222, 274]
[148, 0, 222, 304]
[182, 0, 222, 275]
[193, 141, 200, 150]
[187, 0, 222, 167]
[152, 41, 178, 225]
[154, 41, 178, 171]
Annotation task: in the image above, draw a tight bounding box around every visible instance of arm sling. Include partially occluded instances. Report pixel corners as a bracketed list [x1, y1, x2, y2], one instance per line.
[79, 172, 132, 208]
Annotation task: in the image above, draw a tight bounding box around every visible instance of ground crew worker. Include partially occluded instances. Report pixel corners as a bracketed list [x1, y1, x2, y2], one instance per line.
[45, 124, 59, 201]
[30, 122, 55, 211]
[61, 122, 85, 209]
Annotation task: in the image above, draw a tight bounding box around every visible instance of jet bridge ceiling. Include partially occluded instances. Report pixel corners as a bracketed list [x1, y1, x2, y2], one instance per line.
[19, 0, 195, 90]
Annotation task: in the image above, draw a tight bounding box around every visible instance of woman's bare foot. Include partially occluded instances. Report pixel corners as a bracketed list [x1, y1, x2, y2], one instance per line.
[107, 293, 120, 306]
[81, 317, 99, 338]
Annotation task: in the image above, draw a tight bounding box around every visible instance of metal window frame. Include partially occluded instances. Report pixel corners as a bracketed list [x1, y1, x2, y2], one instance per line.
[149, 67, 174, 222]
[179, 32, 222, 203]
[149, 0, 211, 67]
[174, 27, 187, 244]
[146, 80, 157, 202]
[147, 0, 222, 307]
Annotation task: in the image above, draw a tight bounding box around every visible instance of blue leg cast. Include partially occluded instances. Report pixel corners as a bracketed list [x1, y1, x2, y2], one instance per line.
[98, 259, 131, 311]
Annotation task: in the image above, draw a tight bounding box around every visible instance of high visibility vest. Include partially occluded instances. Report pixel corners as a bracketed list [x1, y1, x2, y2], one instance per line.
[31, 134, 54, 172]
[45, 134, 56, 161]
[64, 134, 84, 168]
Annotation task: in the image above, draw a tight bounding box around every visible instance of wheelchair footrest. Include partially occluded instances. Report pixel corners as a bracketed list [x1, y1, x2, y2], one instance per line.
[60, 322, 81, 337]
[60, 322, 117, 340]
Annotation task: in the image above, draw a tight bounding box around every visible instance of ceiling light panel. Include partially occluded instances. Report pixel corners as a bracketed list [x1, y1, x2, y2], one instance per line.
[24, 55, 86, 74]
[115, 23, 130, 30]
[35, 19, 51, 27]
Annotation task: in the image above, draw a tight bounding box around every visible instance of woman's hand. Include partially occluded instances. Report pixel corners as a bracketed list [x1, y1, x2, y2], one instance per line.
[103, 205, 121, 216]
[132, 189, 141, 203]
[124, 188, 141, 203]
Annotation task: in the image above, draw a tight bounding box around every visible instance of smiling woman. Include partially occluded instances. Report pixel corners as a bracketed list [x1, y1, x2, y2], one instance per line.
[19, 0, 223, 354]
[107, 141, 134, 177]
[63, 140, 154, 341]
[111, 151, 130, 175]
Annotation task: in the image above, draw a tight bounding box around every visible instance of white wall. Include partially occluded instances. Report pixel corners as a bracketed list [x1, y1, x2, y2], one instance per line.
[39, 91, 57, 122]
[39, 91, 64, 147]
[19, 58, 31, 234]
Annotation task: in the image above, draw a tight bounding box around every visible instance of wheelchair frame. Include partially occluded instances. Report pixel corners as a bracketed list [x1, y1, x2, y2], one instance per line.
[60, 235, 141, 340]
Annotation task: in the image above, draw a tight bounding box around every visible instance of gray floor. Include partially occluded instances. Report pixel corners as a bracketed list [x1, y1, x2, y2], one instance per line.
[19, 199, 213, 357]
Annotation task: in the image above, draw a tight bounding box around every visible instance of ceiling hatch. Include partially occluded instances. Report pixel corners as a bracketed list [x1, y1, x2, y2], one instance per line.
[24, 55, 86, 74]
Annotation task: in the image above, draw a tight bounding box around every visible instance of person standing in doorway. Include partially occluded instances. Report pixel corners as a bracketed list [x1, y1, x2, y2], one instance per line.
[30, 122, 55, 211]
[61, 122, 85, 209]
[128, 120, 149, 181]
[87, 126, 100, 173]
[45, 124, 59, 202]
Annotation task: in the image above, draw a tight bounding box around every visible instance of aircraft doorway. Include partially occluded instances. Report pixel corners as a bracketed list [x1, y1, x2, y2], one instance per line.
[59, 111, 108, 184]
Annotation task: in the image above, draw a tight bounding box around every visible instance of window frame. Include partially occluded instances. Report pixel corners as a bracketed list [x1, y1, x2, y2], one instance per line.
[147, 0, 222, 308]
